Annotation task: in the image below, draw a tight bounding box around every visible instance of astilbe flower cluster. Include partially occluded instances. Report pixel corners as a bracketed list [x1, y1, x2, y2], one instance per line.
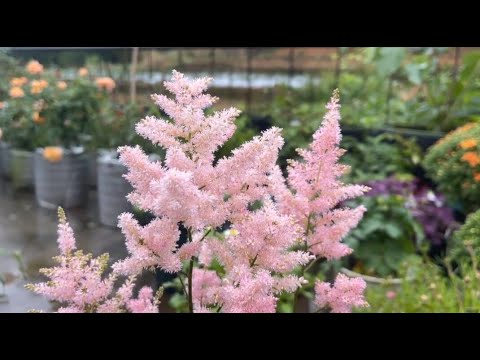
[30, 71, 369, 313]
[27, 208, 160, 313]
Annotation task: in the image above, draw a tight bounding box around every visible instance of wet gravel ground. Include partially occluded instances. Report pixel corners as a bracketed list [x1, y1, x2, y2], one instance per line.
[0, 179, 165, 313]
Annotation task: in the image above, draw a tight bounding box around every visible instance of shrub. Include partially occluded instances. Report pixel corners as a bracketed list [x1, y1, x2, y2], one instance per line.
[448, 209, 480, 265]
[423, 122, 480, 213]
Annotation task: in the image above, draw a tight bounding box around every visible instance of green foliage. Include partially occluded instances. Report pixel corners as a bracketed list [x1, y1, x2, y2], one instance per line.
[361, 253, 480, 313]
[448, 209, 480, 265]
[0, 50, 19, 97]
[163, 277, 189, 313]
[342, 133, 422, 182]
[265, 48, 480, 134]
[423, 122, 480, 214]
[0, 61, 120, 151]
[0, 70, 59, 151]
[374, 47, 407, 77]
[42, 76, 111, 149]
[344, 195, 424, 277]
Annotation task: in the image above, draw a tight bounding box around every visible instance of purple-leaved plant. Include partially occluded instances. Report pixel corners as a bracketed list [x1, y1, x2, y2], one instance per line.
[365, 177, 456, 247]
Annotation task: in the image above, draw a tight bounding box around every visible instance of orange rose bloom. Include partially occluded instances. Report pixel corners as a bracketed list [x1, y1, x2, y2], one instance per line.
[462, 152, 480, 167]
[43, 147, 64, 163]
[474, 173, 480, 182]
[10, 77, 28, 87]
[78, 67, 89, 77]
[0, 101, 4, 110]
[459, 139, 477, 150]
[10, 87, 25, 98]
[31, 79, 49, 94]
[95, 77, 116, 92]
[26, 60, 44, 74]
[57, 81, 68, 90]
[33, 112, 46, 124]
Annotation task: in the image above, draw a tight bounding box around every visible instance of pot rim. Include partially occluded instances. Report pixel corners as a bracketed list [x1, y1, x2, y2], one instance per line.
[35, 146, 86, 156]
[10, 148, 34, 156]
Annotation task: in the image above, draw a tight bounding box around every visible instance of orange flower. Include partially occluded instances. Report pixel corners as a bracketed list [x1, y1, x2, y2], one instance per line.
[459, 139, 477, 150]
[57, 81, 68, 90]
[9, 86, 25, 98]
[33, 112, 46, 125]
[43, 147, 64, 163]
[26, 60, 44, 74]
[95, 77, 116, 92]
[457, 123, 476, 133]
[0, 101, 4, 110]
[31, 79, 49, 94]
[78, 67, 89, 77]
[474, 173, 480, 182]
[10, 77, 28, 87]
[462, 152, 480, 167]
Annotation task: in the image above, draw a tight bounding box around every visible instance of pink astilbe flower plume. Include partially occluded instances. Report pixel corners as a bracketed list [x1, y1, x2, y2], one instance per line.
[273, 89, 370, 261]
[30, 72, 369, 313]
[314, 274, 368, 313]
[26, 208, 161, 313]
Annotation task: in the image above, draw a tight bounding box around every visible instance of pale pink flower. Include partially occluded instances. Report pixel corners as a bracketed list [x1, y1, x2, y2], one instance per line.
[127, 287, 158, 313]
[273, 90, 369, 261]
[314, 274, 368, 313]
[30, 72, 368, 313]
[57, 222, 76, 255]
[386, 290, 397, 300]
[191, 268, 222, 309]
[27, 211, 160, 313]
[220, 266, 277, 313]
[113, 213, 181, 274]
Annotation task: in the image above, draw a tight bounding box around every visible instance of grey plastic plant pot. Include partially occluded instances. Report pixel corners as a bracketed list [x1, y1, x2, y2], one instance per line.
[0, 142, 11, 180]
[87, 151, 97, 188]
[97, 150, 132, 227]
[10, 149, 34, 190]
[34, 147, 89, 209]
[87, 149, 109, 188]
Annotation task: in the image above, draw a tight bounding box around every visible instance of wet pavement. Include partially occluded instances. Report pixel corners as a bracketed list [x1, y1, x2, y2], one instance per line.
[0, 179, 154, 313]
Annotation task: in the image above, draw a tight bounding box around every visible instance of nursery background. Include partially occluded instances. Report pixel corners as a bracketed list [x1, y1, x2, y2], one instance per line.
[1, 47, 480, 312]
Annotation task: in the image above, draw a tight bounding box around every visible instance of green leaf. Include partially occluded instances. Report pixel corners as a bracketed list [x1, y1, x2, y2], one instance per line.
[405, 63, 422, 85]
[384, 223, 403, 239]
[361, 218, 384, 236]
[460, 51, 480, 83]
[375, 48, 407, 77]
[452, 51, 480, 98]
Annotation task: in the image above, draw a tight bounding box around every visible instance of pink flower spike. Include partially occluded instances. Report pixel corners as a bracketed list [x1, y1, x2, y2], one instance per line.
[314, 274, 368, 313]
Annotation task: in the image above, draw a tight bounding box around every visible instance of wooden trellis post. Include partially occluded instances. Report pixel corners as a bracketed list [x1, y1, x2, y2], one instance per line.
[177, 48, 184, 71]
[334, 47, 343, 89]
[288, 47, 295, 84]
[209, 47, 216, 75]
[246, 48, 253, 113]
[130, 47, 139, 104]
[452, 47, 461, 81]
[443, 47, 462, 128]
